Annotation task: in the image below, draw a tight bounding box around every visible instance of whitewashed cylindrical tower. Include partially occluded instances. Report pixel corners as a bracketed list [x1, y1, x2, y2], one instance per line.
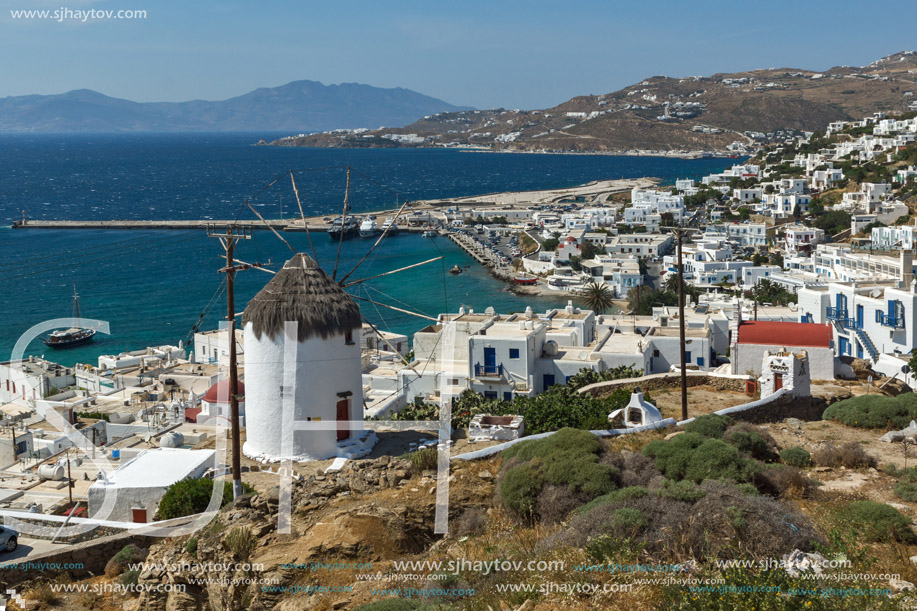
[241, 253, 363, 462]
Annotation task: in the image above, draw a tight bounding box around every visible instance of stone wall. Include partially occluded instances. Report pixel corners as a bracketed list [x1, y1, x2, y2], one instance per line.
[578, 372, 748, 398]
[725, 394, 827, 424]
[0, 530, 156, 589]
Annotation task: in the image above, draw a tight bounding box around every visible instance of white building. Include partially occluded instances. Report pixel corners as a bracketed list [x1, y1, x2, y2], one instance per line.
[797, 260, 917, 362]
[88, 448, 216, 523]
[605, 233, 673, 258]
[731, 319, 834, 380]
[193, 329, 244, 366]
[581, 256, 644, 297]
[241, 254, 369, 462]
[872, 225, 917, 251]
[784, 225, 825, 255]
[0, 357, 75, 406]
[195, 379, 245, 427]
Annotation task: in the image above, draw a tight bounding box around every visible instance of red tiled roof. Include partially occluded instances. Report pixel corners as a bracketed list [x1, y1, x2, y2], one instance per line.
[737, 321, 832, 348]
[202, 379, 244, 404]
[184, 407, 202, 423]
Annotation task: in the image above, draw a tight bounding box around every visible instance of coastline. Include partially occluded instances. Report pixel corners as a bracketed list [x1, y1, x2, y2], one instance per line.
[264, 140, 743, 161]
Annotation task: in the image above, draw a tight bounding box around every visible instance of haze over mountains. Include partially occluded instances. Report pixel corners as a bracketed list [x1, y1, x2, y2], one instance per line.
[0, 80, 471, 133]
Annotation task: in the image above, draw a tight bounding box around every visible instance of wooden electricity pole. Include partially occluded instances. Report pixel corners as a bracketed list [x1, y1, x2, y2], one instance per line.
[207, 224, 258, 499]
[672, 227, 690, 421]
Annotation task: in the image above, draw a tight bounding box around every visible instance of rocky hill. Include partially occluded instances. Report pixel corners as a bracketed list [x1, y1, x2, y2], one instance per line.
[270, 51, 917, 154]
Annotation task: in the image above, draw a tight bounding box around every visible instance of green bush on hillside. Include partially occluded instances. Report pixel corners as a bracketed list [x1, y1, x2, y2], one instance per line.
[157, 478, 254, 520]
[780, 446, 812, 468]
[833, 501, 917, 543]
[642, 433, 761, 484]
[498, 428, 617, 522]
[823, 393, 917, 430]
[683, 414, 732, 438]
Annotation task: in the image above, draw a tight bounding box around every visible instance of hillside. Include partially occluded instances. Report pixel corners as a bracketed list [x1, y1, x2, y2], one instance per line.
[270, 51, 917, 154]
[0, 81, 471, 132]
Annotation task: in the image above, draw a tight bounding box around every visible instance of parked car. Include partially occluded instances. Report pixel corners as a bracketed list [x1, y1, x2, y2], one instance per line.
[0, 524, 18, 552]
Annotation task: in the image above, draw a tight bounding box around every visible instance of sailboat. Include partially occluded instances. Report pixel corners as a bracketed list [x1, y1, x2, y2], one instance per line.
[43, 287, 96, 348]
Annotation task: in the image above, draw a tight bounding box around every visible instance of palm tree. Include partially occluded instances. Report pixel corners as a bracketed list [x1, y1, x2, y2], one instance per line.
[582, 281, 614, 314]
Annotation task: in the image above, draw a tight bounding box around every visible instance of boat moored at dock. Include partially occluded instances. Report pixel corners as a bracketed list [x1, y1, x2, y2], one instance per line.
[359, 216, 380, 238]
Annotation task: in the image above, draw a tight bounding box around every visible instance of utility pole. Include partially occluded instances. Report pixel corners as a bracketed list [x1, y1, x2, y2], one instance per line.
[207, 224, 257, 499]
[672, 226, 690, 421]
[67, 447, 73, 506]
[754, 282, 759, 321]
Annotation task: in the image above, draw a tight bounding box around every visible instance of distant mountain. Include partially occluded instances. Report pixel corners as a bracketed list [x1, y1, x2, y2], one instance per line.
[0, 81, 471, 132]
[271, 51, 917, 154]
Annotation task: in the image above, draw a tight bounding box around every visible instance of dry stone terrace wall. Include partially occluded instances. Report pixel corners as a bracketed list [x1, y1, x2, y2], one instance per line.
[578, 372, 827, 423]
[578, 372, 748, 397]
[0, 530, 157, 589]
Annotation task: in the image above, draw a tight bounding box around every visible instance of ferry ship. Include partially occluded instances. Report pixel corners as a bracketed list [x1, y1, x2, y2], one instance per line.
[327, 216, 358, 239]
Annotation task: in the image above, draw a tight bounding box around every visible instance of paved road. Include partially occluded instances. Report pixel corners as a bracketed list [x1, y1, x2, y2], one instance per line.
[0, 536, 64, 565]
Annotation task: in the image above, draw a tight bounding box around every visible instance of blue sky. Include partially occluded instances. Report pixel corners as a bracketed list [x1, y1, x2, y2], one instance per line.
[1, 0, 916, 109]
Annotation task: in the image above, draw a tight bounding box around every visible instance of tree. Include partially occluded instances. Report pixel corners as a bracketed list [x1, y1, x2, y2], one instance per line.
[582, 281, 614, 314]
[580, 241, 600, 261]
[637, 256, 649, 276]
[769, 252, 784, 268]
[543, 238, 560, 252]
[627, 286, 678, 316]
[792, 204, 802, 222]
[663, 274, 701, 306]
[569, 255, 583, 271]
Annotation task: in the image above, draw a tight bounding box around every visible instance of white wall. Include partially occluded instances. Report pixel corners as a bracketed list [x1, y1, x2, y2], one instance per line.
[243, 322, 363, 462]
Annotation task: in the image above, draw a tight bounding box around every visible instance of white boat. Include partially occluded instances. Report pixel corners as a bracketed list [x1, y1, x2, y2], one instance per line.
[359, 217, 379, 238]
[381, 217, 400, 235]
[422, 230, 436, 238]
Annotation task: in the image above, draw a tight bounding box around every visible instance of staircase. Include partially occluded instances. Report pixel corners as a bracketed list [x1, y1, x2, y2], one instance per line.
[851, 327, 879, 361]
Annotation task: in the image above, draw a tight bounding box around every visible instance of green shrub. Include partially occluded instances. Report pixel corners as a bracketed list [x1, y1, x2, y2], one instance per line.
[823, 393, 917, 430]
[643, 433, 760, 484]
[893, 468, 917, 502]
[575, 486, 650, 514]
[498, 461, 544, 517]
[223, 526, 257, 560]
[120, 569, 140, 587]
[656, 478, 707, 503]
[405, 447, 438, 473]
[834, 501, 916, 543]
[724, 423, 778, 461]
[683, 414, 732, 438]
[157, 478, 254, 520]
[498, 428, 616, 521]
[185, 537, 198, 558]
[104, 543, 146, 577]
[610, 507, 647, 534]
[780, 446, 812, 468]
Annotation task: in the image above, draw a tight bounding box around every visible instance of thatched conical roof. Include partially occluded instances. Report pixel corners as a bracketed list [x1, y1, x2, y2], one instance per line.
[241, 253, 361, 343]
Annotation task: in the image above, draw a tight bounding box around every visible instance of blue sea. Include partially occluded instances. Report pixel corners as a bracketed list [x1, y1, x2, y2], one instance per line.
[0, 133, 735, 366]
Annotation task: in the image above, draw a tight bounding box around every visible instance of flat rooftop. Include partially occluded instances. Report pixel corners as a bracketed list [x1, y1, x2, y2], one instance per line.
[90, 448, 215, 489]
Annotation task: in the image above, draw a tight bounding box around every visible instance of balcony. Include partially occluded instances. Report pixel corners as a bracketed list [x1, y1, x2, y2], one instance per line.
[474, 363, 505, 379]
[878, 311, 906, 329]
[825, 307, 847, 322]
